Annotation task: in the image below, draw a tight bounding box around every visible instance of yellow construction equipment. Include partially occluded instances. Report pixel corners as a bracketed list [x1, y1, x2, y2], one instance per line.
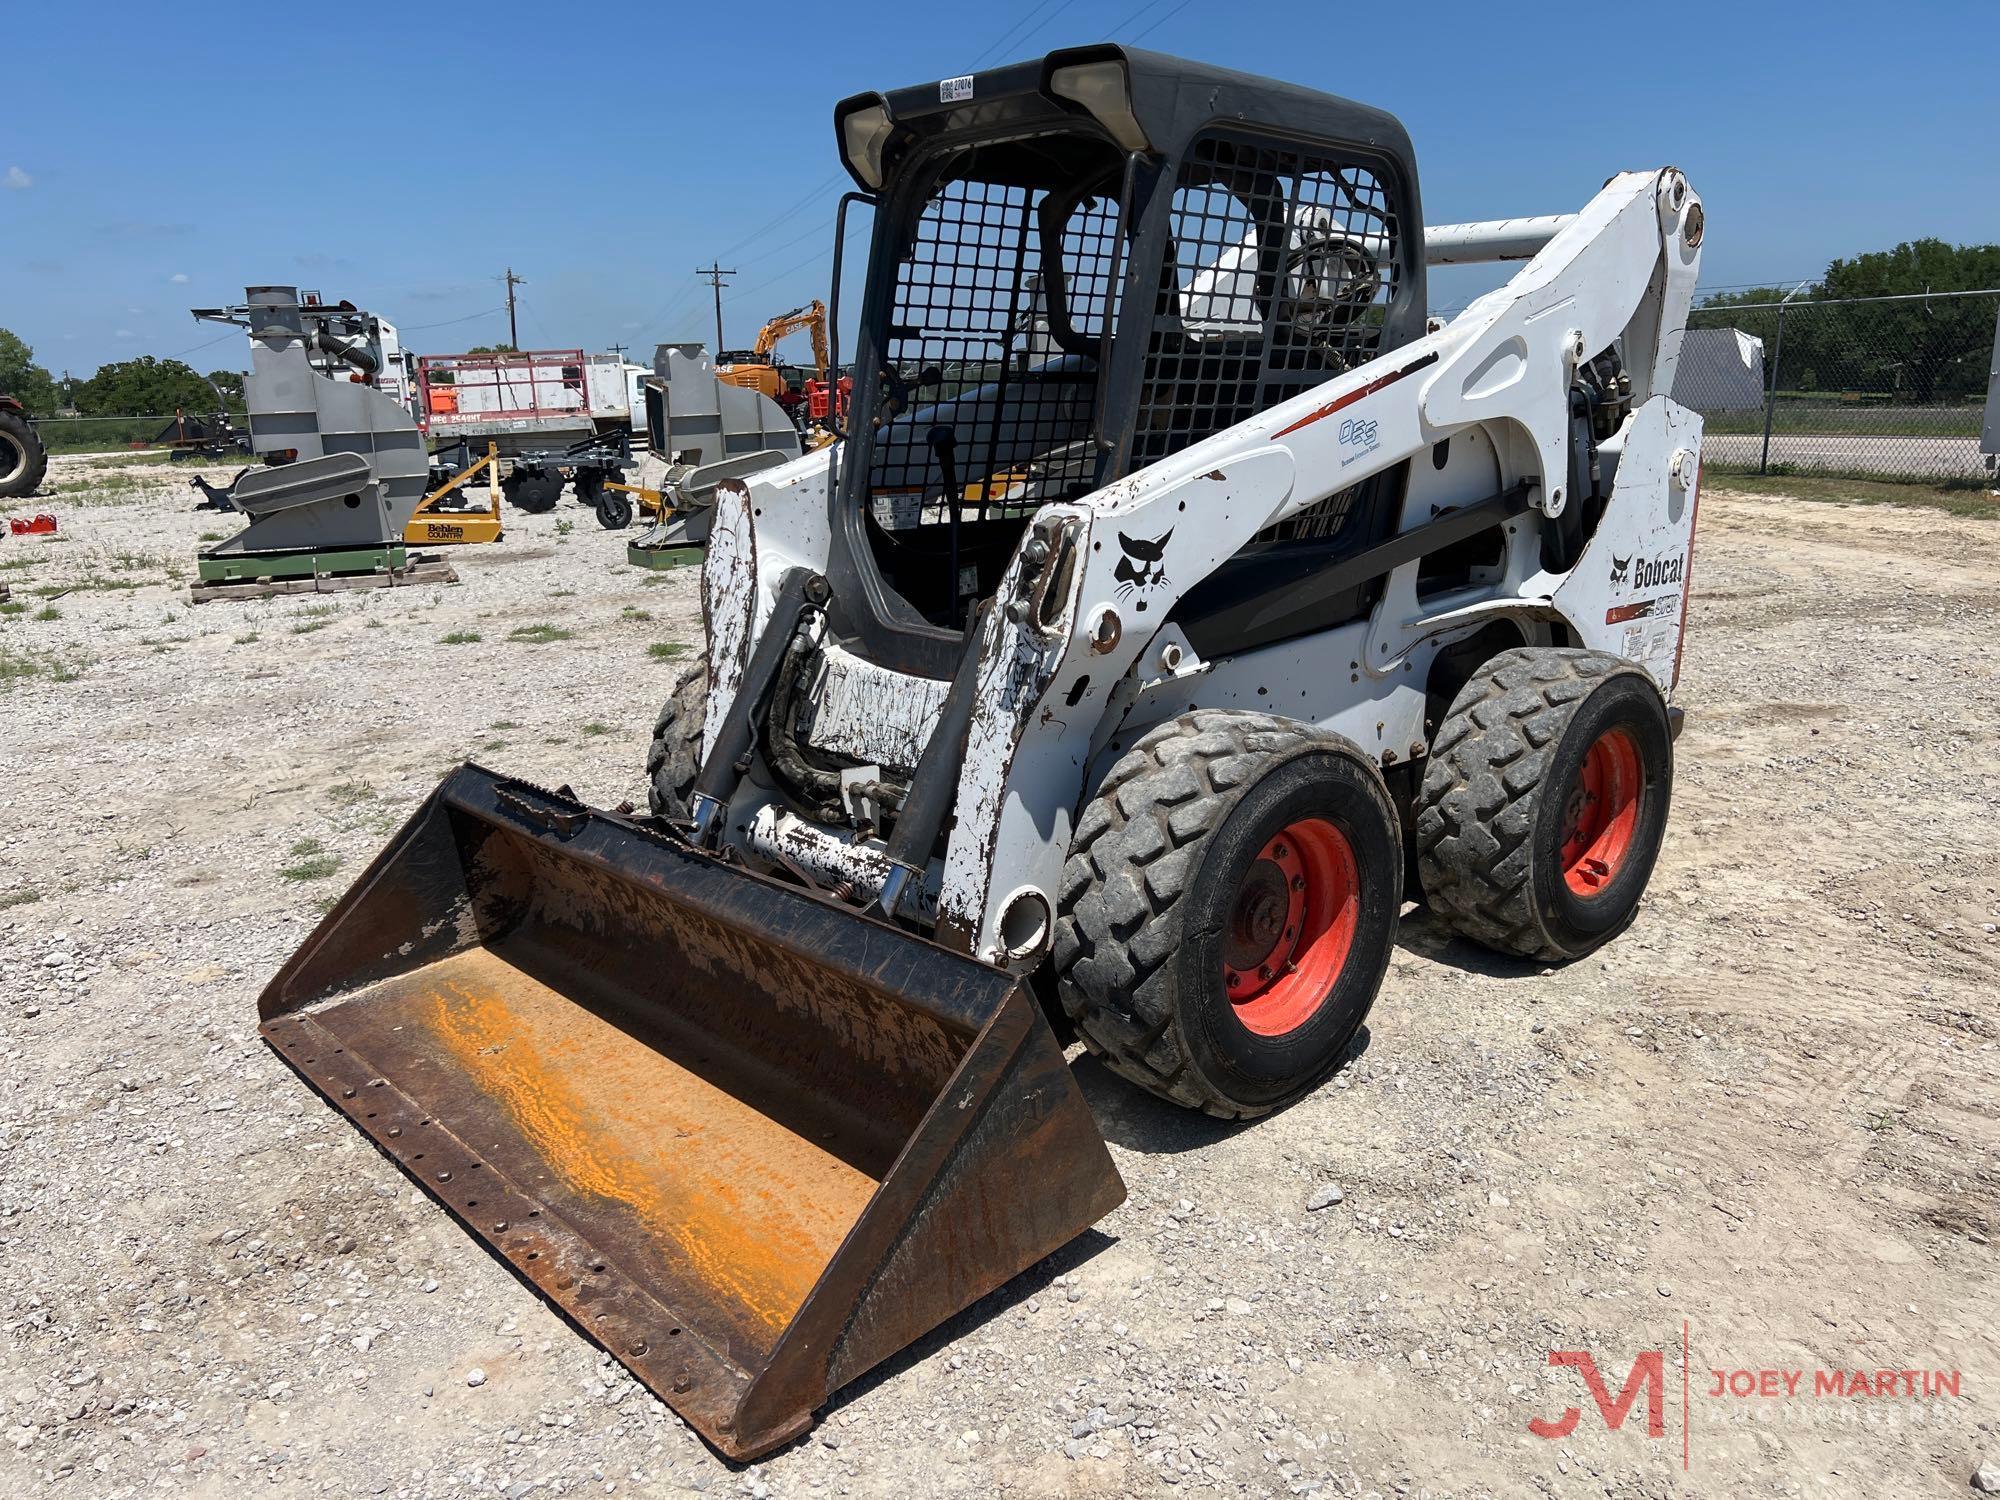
[404, 443, 504, 546]
[714, 299, 828, 403]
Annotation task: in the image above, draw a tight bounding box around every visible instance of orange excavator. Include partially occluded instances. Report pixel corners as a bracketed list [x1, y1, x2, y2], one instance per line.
[714, 299, 829, 423]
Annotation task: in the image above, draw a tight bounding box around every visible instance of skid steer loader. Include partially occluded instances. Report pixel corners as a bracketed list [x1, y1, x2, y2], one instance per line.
[261, 46, 1706, 1458]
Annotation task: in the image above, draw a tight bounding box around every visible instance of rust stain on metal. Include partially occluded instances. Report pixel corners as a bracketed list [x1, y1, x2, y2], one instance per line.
[413, 951, 875, 1341]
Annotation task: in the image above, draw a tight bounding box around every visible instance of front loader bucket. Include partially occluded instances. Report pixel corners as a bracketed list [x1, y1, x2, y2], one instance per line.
[258, 765, 1124, 1459]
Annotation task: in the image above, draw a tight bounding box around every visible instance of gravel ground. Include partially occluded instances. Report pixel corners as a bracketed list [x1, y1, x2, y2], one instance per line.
[1, 453, 1996, 1498]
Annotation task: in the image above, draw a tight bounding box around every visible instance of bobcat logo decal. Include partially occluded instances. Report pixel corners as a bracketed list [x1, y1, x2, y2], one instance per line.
[1114, 529, 1173, 601]
[1608, 555, 1632, 588]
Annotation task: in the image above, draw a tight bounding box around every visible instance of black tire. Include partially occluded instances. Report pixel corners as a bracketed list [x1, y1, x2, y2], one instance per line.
[645, 662, 710, 819]
[594, 489, 634, 530]
[0, 410, 48, 500]
[502, 471, 563, 513]
[1052, 709, 1402, 1119]
[1416, 647, 1672, 961]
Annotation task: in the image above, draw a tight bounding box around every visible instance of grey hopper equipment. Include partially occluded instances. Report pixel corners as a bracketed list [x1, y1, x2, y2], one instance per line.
[188, 286, 437, 592]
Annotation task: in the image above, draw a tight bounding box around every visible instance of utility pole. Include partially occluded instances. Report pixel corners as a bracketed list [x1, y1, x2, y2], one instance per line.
[501, 267, 526, 350]
[608, 342, 628, 360]
[696, 263, 736, 354]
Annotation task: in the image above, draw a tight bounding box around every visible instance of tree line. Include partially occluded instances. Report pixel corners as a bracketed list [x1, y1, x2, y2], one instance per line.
[1694, 238, 1999, 404]
[0, 330, 246, 418]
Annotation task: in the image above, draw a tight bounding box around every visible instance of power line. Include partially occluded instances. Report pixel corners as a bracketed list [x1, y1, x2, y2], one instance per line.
[729, 245, 835, 305]
[971, 0, 1068, 67]
[404, 306, 507, 333]
[1003, 0, 1081, 60]
[637, 212, 823, 335]
[164, 329, 240, 360]
[715, 175, 848, 265]
[513, 293, 554, 350]
[738, 215, 837, 270]
[1105, 0, 1169, 37]
[1128, 0, 1196, 41]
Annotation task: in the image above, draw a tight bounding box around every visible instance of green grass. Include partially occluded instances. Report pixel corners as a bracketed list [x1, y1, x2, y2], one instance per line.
[646, 641, 689, 660]
[1700, 405, 1984, 439]
[1706, 471, 1999, 518]
[32, 605, 59, 621]
[278, 838, 341, 882]
[490, 719, 521, 731]
[52, 469, 153, 502]
[621, 606, 652, 621]
[581, 721, 614, 736]
[326, 781, 377, 806]
[0, 887, 41, 910]
[289, 619, 329, 635]
[0, 644, 90, 687]
[0, 601, 24, 616]
[233, 632, 259, 645]
[508, 623, 575, 645]
[440, 629, 482, 645]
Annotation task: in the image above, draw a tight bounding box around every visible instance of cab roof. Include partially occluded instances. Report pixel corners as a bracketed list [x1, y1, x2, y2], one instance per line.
[835, 45, 1416, 192]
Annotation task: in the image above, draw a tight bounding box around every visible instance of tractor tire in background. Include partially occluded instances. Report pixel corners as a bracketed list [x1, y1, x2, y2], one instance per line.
[1416, 647, 1673, 961]
[1053, 709, 1402, 1119]
[0, 408, 49, 499]
[645, 661, 710, 819]
[501, 470, 564, 513]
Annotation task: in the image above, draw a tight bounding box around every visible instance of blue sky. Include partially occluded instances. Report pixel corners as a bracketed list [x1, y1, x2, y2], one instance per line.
[3, 0, 1995, 382]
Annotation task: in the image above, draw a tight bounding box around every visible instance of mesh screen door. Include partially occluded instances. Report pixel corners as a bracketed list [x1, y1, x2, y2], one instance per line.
[864, 168, 1122, 532]
[1131, 133, 1404, 544]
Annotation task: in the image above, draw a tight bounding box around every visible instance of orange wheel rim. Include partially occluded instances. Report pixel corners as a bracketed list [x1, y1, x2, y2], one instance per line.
[1560, 727, 1643, 896]
[1222, 817, 1358, 1038]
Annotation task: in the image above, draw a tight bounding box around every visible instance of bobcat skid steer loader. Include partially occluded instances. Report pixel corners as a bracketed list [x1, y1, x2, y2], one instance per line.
[259, 46, 1705, 1459]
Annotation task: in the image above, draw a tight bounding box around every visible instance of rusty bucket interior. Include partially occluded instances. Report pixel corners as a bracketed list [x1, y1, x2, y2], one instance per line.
[257, 766, 1122, 1459]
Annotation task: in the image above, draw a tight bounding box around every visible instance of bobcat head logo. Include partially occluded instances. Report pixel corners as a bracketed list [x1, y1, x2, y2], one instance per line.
[1608, 554, 1632, 588]
[1114, 529, 1173, 600]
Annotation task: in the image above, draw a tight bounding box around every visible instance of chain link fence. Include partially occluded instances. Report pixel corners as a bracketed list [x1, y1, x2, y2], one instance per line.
[1676, 288, 2000, 484]
[29, 411, 250, 455]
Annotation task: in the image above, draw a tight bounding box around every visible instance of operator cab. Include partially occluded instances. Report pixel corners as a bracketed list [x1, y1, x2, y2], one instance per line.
[824, 46, 1428, 677]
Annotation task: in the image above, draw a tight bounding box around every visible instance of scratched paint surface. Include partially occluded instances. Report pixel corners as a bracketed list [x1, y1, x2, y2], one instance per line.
[330, 945, 878, 1356]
